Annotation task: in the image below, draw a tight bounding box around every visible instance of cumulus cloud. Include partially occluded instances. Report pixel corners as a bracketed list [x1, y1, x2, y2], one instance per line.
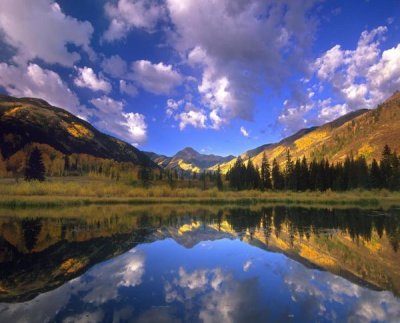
[0, 0, 93, 66]
[314, 25, 400, 109]
[177, 104, 207, 130]
[131, 60, 183, 95]
[279, 25, 400, 134]
[119, 80, 138, 96]
[166, 0, 318, 129]
[91, 96, 147, 145]
[0, 62, 88, 118]
[103, 0, 165, 41]
[166, 98, 183, 117]
[101, 55, 129, 78]
[240, 126, 249, 138]
[74, 67, 112, 93]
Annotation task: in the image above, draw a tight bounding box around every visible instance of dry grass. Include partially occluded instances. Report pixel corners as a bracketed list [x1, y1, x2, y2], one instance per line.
[0, 177, 399, 208]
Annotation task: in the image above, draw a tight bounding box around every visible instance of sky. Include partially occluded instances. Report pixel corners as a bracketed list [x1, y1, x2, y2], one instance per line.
[0, 0, 399, 157]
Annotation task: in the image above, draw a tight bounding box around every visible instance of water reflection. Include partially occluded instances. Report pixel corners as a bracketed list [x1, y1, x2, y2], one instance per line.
[0, 205, 399, 322]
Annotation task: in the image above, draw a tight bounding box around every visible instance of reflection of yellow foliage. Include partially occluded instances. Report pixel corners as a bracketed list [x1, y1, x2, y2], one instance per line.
[4, 107, 22, 117]
[60, 258, 86, 274]
[0, 285, 7, 293]
[295, 131, 329, 150]
[178, 221, 201, 235]
[274, 237, 289, 251]
[66, 122, 93, 139]
[300, 244, 335, 266]
[364, 237, 381, 253]
[358, 143, 374, 158]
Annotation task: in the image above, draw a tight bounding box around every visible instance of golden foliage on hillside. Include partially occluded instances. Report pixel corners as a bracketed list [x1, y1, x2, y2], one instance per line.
[215, 92, 400, 173]
[0, 143, 143, 181]
[65, 122, 94, 139]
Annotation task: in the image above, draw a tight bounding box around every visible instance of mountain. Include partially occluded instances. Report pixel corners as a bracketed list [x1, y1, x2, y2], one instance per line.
[0, 95, 156, 168]
[213, 91, 400, 173]
[145, 147, 235, 173]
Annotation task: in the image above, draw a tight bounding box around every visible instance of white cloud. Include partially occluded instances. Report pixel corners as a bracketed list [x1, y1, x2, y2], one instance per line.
[280, 26, 400, 135]
[120, 80, 138, 97]
[0, 62, 88, 118]
[103, 0, 164, 41]
[74, 67, 112, 93]
[278, 99, 313, 135]
[313, 26, 399, 110]
[166, 98, 183, 117]
[0, 0, 93, 66]
[131, 60, 183, 95]
[101, 55, 128, 78]
[90, 96, 147, 144]
[243, 260, 252, 271]
[178, 107, 207, 130]
[367, 43, 400, 101]
[240, 126, 249, 138]
[166, 0, 318, 128]
[314, 45, 344, 80]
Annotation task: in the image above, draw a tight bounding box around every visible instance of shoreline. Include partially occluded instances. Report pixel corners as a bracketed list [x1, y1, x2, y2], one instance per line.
[0, 193, 398, 209]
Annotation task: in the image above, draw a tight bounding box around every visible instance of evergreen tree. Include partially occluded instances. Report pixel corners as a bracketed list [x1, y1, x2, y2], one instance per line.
[293, 159, 302, 191]
[216, 165, 223, 191]
[369, 159, 381, 189]
[380, 144, 392, 188]
[356, 156, 369, 189]
[167, 170, 175, 189]
[299, 156, 310, 191]
[138, 165, 152, 188]
[343, 156, 352, 190]
[332, 162, 345, 191]
[200, 171, 207, 190]
[63, 155, 70, 175]
[25, 147, 46, 181]
[260, 152, 272, 190]
[245, 158, 260, 189]
[284, 149, 295, 190]
[309, 159, 318, 190]
[390, 152, 400, 190]
[272, 159, 284, 190]
[229, 156, 246, 190]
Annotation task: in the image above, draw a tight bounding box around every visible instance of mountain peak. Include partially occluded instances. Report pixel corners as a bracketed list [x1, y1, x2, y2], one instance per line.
[175, 147, 200, 158]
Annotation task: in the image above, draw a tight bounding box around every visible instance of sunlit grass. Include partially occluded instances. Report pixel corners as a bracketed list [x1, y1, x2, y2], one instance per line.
[0, 177, 399, 208]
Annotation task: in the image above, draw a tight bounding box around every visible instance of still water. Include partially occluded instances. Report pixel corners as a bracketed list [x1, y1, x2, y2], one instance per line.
[0, 205, 399, 322]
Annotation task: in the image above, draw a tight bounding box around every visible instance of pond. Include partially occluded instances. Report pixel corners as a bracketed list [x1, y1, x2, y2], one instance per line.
[0, 205, 399, 322]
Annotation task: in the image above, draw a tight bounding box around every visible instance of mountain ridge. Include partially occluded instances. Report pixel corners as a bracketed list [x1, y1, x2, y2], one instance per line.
[211, 92, 400, 173]
[145, 147, 235, 173]
[0, 95, 156, 168]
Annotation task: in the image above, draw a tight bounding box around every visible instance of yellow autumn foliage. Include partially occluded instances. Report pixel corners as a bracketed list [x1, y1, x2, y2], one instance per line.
[299, 244, 335, 266]
[178, 221, 201, 235]
[66, 122, 93, 139]
[178, 160, 201, 173]
[4, 107, 22, 117]
[358, 143, 374, 158]
[295, 131, 329, 150]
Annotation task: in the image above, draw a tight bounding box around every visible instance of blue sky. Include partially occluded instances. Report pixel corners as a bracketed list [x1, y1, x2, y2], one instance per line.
[0, 0, 399, 157]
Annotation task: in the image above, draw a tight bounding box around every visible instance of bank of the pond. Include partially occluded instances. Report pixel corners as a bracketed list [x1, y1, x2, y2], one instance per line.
[0, 192, 398, 208]
[0, 179, 399, 208]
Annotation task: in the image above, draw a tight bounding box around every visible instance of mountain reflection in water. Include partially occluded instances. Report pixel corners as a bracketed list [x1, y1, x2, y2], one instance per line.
[0, 205, 399, 322]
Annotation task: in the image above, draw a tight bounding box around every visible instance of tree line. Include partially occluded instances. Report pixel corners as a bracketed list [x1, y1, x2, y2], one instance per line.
[227, 145, 400, 191]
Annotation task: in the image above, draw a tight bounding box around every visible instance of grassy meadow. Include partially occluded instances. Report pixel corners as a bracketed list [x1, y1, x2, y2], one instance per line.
[0, 176, 399, 208]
